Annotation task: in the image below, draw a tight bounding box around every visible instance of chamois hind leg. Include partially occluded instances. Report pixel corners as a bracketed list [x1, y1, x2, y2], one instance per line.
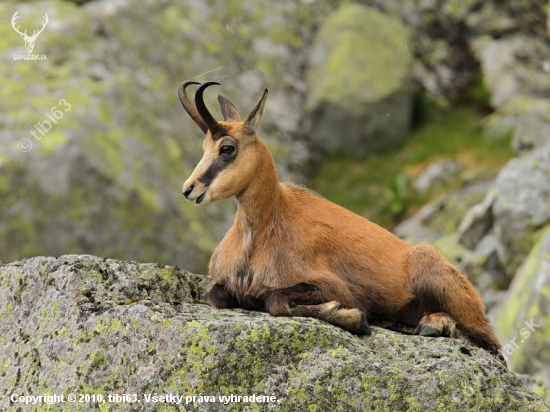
[265, 279, 370, 335]
[407, 245, 503, 361]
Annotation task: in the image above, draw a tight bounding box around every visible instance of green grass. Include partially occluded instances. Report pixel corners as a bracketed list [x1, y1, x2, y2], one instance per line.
[310, 104, 514, 229]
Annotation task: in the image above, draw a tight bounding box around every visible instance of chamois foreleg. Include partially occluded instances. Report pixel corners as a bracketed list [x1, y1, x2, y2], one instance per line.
[265, 279, 370, 335]
[208, 283, 274, 311]
[208, 283, 239, 309]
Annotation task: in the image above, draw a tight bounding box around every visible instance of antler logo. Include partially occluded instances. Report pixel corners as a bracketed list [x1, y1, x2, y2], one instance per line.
[11, 10, 49, 54]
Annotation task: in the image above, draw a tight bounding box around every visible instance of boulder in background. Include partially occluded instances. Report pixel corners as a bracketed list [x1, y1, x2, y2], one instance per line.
[305, 3, 413, 159]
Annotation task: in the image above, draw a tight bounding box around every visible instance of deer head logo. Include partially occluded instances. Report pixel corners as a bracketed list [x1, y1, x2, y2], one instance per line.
[11, 11, 49, 54]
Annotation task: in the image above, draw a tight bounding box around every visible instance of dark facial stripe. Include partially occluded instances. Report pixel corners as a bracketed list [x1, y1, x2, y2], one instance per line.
[198, 156, 234, 186]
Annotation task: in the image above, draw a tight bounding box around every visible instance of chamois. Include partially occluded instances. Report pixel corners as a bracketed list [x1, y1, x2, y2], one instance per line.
[178, 80, 503, 362]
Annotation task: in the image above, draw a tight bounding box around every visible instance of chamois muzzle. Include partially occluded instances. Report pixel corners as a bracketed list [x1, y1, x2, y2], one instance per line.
[182, 184, 194, 200]
[182, 183, 206, 204]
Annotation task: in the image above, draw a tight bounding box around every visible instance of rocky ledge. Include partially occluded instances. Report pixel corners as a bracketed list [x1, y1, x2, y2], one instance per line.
[0, 255, 548, 411]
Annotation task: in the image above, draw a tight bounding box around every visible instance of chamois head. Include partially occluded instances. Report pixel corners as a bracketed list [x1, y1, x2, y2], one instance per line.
[179, 81, 268, 207]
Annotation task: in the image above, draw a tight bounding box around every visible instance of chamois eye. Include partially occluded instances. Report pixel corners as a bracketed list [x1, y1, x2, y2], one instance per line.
[219, 145, 235, 158]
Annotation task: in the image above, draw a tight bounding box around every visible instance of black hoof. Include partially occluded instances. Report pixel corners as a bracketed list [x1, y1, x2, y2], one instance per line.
[356, 311, 371, 336]
[417, 325, 442, 337]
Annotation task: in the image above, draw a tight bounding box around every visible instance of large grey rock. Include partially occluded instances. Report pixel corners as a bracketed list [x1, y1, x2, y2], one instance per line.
[493, 144, 550, 277]
[360, 0, 549, 98]
[360, 0, 550, 157]
[468, 232, 508, 292]
[394, 177, 494, 247]
[473, 36, 550, 152]
[305, 3, 413, 159]
[472, 36, 550, 109]
[1, 255, 548, 411]
[458, 189, 495, 250]
[413, 159, 461, 194]
[494, 225, 550, 394]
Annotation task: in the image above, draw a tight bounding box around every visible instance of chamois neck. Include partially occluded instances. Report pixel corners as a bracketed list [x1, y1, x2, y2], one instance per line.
[235, 138, 281, 230]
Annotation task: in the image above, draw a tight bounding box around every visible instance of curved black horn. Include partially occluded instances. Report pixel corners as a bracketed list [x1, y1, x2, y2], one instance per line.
[195, 81, 226, 138]
[178, 80, 207, 133]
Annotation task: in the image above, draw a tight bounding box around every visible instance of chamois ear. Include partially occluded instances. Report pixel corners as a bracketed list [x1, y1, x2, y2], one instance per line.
[218, 95, 241, 122]
[244, 89, 268, 134]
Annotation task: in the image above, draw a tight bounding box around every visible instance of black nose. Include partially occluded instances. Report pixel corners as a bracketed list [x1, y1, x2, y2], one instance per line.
[183, 184, 194, 199]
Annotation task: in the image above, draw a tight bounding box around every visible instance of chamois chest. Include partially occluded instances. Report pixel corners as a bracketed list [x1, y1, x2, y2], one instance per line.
[219, 217, 335, 294]
[209, 225, 304, 296]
